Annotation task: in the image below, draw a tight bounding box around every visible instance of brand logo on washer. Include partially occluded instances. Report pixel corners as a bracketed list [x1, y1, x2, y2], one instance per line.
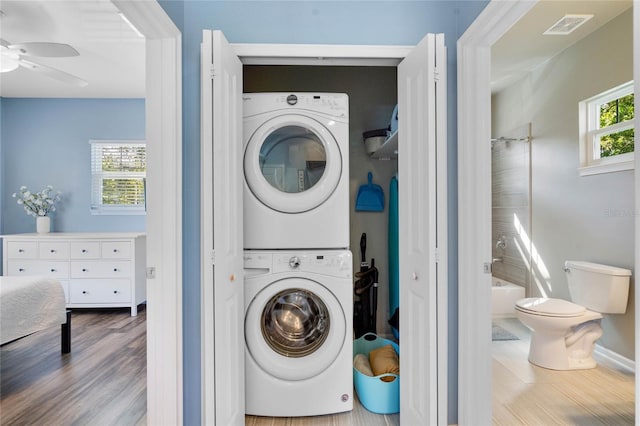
[286, 94, 298, 105]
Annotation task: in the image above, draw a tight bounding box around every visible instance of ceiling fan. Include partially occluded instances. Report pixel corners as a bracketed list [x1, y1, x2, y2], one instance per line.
[0, 39, 88, 87]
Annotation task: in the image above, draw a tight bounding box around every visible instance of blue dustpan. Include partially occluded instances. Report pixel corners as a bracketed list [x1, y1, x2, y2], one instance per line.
[356, 172, 385, 212]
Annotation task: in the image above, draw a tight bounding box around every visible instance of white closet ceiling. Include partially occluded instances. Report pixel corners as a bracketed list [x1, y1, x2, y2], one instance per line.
[0, 0, 144, 98]
[492, 0, 632, 93]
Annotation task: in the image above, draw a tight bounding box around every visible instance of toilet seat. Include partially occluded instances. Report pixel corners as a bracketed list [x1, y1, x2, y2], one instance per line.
[515, 297, 586, 318]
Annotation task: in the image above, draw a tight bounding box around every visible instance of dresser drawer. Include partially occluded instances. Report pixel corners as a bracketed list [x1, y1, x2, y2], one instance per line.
[7, 242, 37, 258]
[7, 260, 69, 278]
[101, 242, 132, 259]
[70, 261, 131, 279]
[69, 279, 131, 303]
[70, 242, 101, 259]
[39, 242, 70, 259]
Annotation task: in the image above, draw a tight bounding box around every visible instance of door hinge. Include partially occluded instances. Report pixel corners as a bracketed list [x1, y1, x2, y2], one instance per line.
[433, 66, 441, 83]
[209, 64, 216, 79]
[483, 262, 492, 274]
[146, 267, 156, 279]
[210, 250, 216, 265]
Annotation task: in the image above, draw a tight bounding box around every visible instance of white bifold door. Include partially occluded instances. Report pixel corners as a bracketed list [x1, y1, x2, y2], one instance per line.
[201, 30, 447, 426]
[201, 30, 244, 426]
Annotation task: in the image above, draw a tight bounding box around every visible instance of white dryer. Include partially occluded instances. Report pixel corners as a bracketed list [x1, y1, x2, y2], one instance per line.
[243, 250, 353, 417]
[243, 93, 349, 249]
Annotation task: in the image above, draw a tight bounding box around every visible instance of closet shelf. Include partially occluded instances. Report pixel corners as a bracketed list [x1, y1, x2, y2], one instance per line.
[370, 130, 398, 160]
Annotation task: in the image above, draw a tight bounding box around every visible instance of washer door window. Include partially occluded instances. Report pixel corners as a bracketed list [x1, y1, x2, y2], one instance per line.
[245, 278, 346, 381]
[244, 115, 342, 213]
[261, 289, 329, 357]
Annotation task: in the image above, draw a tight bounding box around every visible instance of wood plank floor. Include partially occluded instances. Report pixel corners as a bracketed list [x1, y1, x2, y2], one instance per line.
[2, 310, 634, 425]
[492, 318, 635, 425]
[0, 307, 147, 426]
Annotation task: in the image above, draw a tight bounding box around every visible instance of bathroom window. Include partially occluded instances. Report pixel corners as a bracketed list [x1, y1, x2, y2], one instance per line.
[579, 81, 635, 176]
[90, 140, 146, 215]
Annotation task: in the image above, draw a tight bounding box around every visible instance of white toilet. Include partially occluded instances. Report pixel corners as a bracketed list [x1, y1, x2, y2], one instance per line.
[515, 260, 631, 370]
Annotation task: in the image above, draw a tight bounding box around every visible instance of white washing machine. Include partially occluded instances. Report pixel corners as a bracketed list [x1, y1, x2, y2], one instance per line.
[243, 250, 353, 417]
[243, 93, 349, 250]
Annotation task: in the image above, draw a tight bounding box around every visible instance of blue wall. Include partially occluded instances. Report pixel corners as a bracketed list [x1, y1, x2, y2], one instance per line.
[1, 98, 146, 235]
[158, 1, 488, 424]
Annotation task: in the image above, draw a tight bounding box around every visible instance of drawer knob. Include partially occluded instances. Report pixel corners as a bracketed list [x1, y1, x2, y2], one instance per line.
[113, 249, 119, 253]
[50, 268, 56, 272]
[113, 290, 119, 294]
[82, 249, 87, 253]
[82, 291, 87, 294]
[18, 268, 25, 272]
[50, 249, 55, 253]
[18, 249, 24, 253]
[82, 268, 87, 272]
[113, 268, 118, 272]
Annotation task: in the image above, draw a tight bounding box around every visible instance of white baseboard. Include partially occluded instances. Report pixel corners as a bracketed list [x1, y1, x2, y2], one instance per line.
[594, 344, 635, 373]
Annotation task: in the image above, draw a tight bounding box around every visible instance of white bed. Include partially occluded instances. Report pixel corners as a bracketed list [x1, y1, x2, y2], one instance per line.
[0, 276, 70, 352]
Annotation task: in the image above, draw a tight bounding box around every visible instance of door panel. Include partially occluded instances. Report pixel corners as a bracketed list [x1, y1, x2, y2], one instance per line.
[398, 33, 447, 425]
[201, 29, 244, 426]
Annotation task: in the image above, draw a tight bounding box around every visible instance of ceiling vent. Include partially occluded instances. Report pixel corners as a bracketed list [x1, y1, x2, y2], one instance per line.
[543, 14, 594, 35]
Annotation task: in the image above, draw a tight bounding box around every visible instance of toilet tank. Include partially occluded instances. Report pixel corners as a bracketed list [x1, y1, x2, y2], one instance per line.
[565, 260, 632, 314]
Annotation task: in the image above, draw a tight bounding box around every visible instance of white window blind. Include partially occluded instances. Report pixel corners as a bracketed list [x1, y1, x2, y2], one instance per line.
[90, 140, 146, 215]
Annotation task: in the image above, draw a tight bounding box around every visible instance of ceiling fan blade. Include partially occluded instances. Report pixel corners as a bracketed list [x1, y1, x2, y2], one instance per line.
[19, 59, 88, 87]
[11, 42, 79, 58]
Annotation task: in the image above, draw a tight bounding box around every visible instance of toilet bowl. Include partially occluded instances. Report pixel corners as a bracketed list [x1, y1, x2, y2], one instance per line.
[516, 298, 603, 370]
[515, 261, 631, 371]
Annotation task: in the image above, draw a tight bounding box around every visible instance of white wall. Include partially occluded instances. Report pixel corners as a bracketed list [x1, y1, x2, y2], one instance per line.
[492, 9, 635, 358]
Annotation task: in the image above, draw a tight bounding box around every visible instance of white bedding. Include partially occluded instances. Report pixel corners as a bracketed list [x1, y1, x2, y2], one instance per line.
[0, 276, 67, 345]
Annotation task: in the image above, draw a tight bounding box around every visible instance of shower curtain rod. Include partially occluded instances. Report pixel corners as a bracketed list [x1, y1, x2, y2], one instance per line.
[490, 136, 531, 143]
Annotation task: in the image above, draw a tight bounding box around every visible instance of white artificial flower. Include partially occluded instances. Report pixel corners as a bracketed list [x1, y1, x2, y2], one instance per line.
[13, 185, 62, 217]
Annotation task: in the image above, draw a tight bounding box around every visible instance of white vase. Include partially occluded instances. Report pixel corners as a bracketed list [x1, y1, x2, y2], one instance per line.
[36, 216, 51, 234]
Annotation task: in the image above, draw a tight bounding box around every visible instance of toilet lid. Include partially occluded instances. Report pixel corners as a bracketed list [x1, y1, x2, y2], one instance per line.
[515, 297, 586, 317]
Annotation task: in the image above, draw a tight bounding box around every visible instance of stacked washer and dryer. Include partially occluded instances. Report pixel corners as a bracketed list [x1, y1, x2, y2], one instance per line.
[242, 93, 353, 417]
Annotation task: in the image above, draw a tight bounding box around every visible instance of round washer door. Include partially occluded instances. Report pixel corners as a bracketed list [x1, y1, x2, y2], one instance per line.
[244, 114, 342, 213]
[245, 277, 346, 381]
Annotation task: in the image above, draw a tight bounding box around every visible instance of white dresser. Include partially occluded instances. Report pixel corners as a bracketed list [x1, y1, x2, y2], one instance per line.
[1, 233, 146, 316]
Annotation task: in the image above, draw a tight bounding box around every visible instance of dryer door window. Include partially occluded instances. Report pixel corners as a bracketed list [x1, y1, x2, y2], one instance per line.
[244, 114, 342, 213]
[245, 277, 346, 381]
[259, 126, 327, 194]
[261, 288, 330, 358]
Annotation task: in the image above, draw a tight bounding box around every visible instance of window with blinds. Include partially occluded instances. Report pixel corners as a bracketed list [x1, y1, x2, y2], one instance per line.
[90, 140, 146, 214]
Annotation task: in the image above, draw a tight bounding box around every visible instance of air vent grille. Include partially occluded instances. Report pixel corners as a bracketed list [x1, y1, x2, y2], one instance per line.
[543, 14, 594, 35]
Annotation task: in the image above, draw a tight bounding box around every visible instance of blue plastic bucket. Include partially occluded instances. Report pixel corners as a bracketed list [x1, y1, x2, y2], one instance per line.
[353, 333, 400, 414]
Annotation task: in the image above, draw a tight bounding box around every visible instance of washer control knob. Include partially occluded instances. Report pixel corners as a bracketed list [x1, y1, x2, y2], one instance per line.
[289, 256, 301, 269]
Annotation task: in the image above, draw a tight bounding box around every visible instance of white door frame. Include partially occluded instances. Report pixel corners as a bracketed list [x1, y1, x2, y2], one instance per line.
[457, 0, 640, 424]
[111, 2, 183, 425]
[457, 3, 536, 423]
[224, 42, 447, 424]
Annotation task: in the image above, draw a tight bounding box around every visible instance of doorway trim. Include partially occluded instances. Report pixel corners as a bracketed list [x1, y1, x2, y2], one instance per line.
[111, 2, 183, 424]
[457, 0, 537, 423]
[215, 42, 447, 424]
[231, 43, 412, 66]
[458, 0, 639, 424]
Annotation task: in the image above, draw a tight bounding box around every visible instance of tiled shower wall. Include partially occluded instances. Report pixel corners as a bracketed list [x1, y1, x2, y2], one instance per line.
[491, 137, 530, 291]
